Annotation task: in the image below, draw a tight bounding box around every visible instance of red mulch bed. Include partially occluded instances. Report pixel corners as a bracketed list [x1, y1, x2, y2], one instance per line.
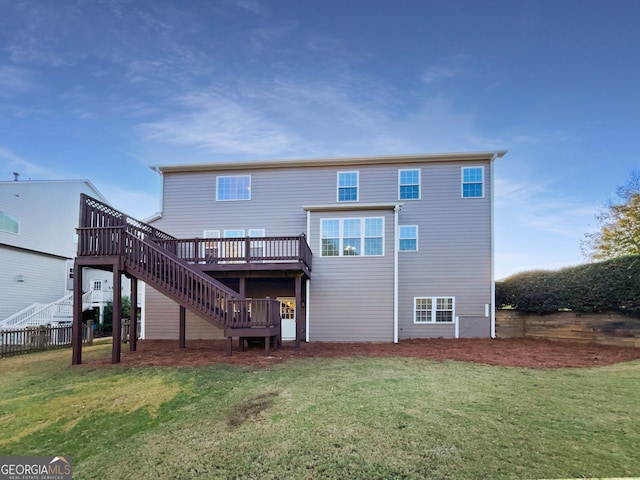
[82, 338, 640, 369]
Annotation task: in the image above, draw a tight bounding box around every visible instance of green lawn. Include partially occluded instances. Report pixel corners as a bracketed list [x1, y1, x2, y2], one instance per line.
[1, 344, 639, 479]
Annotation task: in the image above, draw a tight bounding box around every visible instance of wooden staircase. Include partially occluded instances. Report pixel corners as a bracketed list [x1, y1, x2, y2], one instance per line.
[75, 194, 281, 359]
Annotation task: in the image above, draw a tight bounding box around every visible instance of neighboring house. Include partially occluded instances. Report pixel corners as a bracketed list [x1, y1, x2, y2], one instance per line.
[139, 151, 506, 343]
[0, 178, 122, 328]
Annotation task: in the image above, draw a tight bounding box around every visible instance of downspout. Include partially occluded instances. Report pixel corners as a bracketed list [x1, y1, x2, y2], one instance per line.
[490, 154, 497, 338]
[393, 204, 400, 343]
[306, 210, 311, 342]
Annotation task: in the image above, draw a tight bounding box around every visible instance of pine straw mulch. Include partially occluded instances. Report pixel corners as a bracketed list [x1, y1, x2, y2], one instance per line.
[82, 337, 640, 369]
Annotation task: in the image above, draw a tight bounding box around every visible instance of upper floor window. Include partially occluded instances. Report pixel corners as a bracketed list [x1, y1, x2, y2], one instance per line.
[321, 217, 384, 256]
[337, 171, 359, 202]
[216, 175, 251, 201]
[0, 212, 19, 234]
[399, 225, 418, 251]
[462, 167, 484, 198]
[399, 169, 420, 200]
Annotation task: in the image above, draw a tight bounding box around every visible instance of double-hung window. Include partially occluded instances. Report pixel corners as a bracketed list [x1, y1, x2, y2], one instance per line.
[461, 167, 484, 198]
[321, 217, 384, 256]
[399, 225, 418, 251]
[337, 171, 359, 202]
[414, 297, 455, 323]
[399, 169, 420, 200]
[216, 175, 251, 201]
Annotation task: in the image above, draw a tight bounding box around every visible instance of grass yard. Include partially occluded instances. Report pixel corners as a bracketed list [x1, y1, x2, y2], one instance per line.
[1, 343, 639, 479]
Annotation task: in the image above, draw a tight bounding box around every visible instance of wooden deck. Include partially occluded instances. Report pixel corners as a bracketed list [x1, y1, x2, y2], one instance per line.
[72, 194, 312, 364]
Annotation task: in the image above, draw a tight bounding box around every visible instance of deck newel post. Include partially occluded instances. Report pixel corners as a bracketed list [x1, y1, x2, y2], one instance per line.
[111, 266, 122, 364]
[295, 273, 302, 349]
[129, 276, 138, 352]
[179, 306, 186, 349]
[72, 260, 83, 365]
[239, 277, 246, 297]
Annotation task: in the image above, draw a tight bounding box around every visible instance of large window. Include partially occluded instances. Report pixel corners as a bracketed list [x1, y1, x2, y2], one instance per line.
[337, 171, 359, 202]
[216, 175, 251, 201]
[321, 217, 384, 256]
[414, 297, 455, 323]
[0, 212, 19, 234]
[462, 167, 484, 198]
[399, 225, 418, 251]
[399, 169, 420, 200]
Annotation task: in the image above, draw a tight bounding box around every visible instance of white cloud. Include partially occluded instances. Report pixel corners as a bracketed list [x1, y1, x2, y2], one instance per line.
[138, 92, 300, 156]
[422, 65, 465, 85]
[0, 147, 53, 179]
[0, 65, 35, 95]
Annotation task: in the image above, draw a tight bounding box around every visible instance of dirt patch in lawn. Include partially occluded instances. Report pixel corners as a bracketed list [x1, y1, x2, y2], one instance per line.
[82, 337, 640, 369]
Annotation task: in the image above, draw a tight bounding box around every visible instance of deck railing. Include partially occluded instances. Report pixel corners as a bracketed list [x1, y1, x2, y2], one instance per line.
[0, 294, 74, 330]
[155, 236, 312, 270]
[227, 298, 281, 329]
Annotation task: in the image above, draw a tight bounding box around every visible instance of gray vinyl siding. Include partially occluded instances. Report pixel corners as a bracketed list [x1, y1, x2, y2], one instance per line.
[398, 163, 492, 339]
[308, 210, 394, 342]
[148, 159, 494, 341]
[144, 286, 224, 340]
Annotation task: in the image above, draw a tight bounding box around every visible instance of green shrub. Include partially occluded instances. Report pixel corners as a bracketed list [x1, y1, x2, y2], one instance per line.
[496, 255, 640, 316]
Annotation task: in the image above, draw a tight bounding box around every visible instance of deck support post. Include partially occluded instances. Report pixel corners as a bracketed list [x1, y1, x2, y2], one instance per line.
[295, 273, 303, 349]
[226, 336, 233, 356]
[129, 276, 138, 352]
[179, 306, 186, 349]
[111, 266, 122, 364]
[238, 277, 246, 297]
[72, 260, 83, 365]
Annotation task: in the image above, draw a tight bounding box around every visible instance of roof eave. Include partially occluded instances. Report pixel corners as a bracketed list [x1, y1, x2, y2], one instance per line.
[150, 150, 508, 174]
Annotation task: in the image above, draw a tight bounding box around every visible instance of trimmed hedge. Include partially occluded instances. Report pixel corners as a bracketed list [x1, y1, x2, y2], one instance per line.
[496, 255, 640, 316]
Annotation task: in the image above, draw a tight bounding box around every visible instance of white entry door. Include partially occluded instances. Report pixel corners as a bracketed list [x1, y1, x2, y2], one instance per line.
[278, 297, 296, 341]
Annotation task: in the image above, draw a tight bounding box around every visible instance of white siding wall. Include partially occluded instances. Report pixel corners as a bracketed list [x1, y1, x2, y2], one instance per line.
[0, 180, 113, 320]
[0, 181, 101, 258]
[0, 248, 67, 320]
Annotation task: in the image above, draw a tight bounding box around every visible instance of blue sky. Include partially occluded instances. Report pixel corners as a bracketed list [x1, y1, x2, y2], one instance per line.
[1, 0, 639, 279]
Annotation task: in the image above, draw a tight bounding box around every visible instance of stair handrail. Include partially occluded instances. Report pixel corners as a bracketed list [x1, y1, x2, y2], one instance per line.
[123, 232, 240, 327]
[0, 294, 74, 330]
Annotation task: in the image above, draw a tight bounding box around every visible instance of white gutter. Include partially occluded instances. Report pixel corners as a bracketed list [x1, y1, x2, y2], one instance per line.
[393, 204, 400, 343]
[490, 153, 497, 338]
[306, 210, 311, 342]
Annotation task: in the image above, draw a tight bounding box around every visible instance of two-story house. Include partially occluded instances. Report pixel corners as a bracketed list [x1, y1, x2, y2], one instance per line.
[140, 151, 506, 344]
[0, 178, 120, 328]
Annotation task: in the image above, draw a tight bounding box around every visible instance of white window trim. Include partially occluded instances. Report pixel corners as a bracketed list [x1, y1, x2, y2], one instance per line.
[216, 175, 251, 201]
[413, 296, 455, 324]
[336, 171, 359, 202]
[398, 168, 421, 200]
[461, 166, 485, 199]
[320, 217, 385, 257]
[398, 225, 418, 252]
